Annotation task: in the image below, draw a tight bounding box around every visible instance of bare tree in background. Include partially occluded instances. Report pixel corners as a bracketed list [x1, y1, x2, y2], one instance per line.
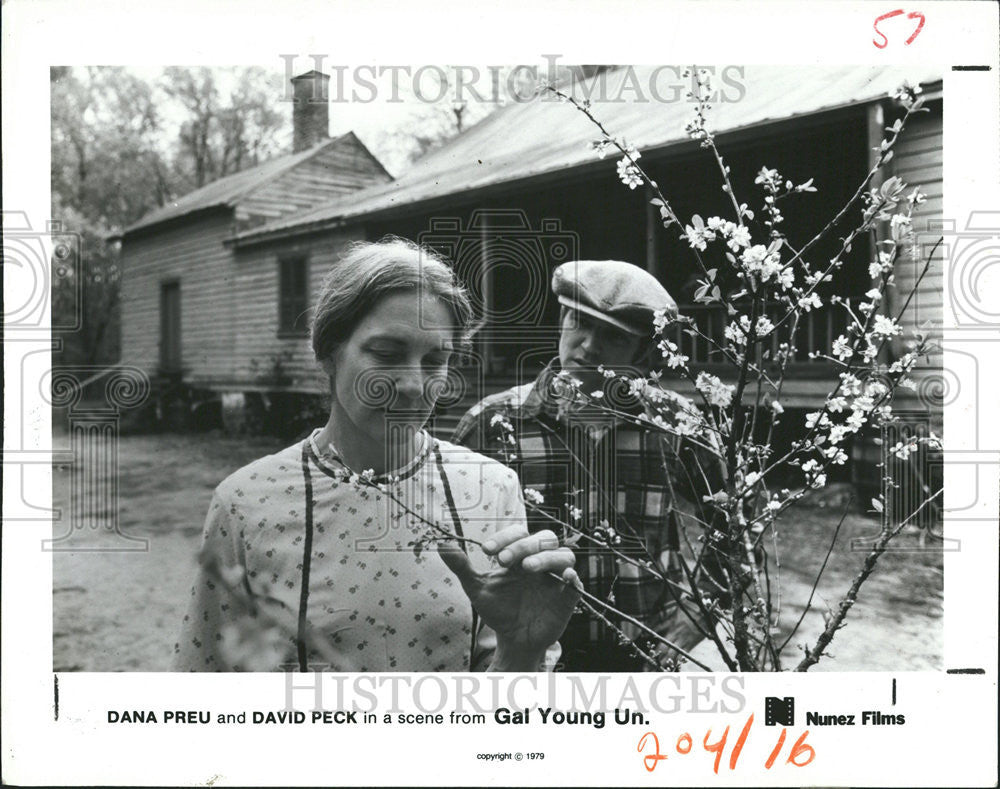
[161, 67, 285, 189]
[50, 66, 288, 366]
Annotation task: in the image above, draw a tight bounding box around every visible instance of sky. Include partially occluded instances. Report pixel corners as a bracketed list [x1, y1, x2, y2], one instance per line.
[121, 63, 510, 176]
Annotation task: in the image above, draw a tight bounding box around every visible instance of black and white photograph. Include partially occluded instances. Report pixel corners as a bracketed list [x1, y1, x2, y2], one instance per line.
[3, 1, 998, 786]
[49, 61, 947, 674]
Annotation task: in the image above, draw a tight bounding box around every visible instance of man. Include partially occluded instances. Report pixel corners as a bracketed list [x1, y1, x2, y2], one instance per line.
[453, 259, 727, 671]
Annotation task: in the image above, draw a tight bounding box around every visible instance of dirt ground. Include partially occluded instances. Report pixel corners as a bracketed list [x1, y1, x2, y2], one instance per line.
[52, 431, 944, 672]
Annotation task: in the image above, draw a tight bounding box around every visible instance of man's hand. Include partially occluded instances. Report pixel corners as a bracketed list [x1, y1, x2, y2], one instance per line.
[437, 525, 581, 671]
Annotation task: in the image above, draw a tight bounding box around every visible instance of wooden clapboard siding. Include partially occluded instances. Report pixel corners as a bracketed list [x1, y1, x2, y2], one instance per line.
[891, 100, 943, 355]
[120, 132, 389, 394]
[120, 211, 237, 386]
[231, 227, 366, 393]
[235, 134, 391, 231]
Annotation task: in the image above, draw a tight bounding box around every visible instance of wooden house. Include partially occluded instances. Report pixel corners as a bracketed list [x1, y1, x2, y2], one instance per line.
[119, 65, 943, 461]
[116, 70, 392, 401]
[226, 66, 943, 429]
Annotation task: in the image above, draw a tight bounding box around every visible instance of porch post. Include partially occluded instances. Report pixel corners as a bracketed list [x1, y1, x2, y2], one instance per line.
[645, 183, 658, 276]
[866, 100, 902, 361]
[479, 211, 493, 374]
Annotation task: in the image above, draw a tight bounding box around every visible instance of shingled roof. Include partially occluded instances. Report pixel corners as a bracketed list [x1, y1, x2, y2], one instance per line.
[118, 133, 357, 237]
[231, 64, 941, 246]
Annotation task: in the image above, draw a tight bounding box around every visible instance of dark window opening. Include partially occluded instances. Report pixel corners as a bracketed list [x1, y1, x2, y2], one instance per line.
[278, 256, 310, 337]
[160, 280, 181, 373]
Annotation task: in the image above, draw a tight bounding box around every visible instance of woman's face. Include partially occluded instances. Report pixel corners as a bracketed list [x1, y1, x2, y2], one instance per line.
[326, 290, 456, 443]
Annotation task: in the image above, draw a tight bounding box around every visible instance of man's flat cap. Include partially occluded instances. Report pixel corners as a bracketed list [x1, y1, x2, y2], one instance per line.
[552, 259, 677, 336]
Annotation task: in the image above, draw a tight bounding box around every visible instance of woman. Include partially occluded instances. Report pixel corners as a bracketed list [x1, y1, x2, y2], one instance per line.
[174, 239, 579, 672]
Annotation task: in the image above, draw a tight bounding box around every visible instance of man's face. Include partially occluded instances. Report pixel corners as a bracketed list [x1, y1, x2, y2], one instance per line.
[558, 308, 643, 390]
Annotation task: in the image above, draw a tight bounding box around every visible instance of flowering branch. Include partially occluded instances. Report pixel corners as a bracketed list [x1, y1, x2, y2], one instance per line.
[531, 74, 942, 672]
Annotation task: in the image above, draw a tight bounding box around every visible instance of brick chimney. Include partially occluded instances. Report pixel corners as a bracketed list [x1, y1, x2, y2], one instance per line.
[290, 70, 330, 153]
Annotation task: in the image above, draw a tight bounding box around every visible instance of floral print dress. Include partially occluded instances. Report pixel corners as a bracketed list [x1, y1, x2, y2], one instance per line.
[174, 431, 525, 672]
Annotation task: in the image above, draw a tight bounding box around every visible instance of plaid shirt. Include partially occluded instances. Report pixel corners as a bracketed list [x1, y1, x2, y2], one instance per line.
[452, 360, 725, 671]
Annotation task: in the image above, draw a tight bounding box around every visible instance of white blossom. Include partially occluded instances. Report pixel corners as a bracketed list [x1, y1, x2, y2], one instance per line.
[798, 292, 822, 312]
[846, 410, 867, 431]
[827, 396, 848, 413]
[617, 157, 643, 189]
[664, 350, 689, 369]
[728, 224, 752, 250]
[592, 140, 613, 159]
[872, 315, 902, 338]
[740, 245, 783, 282]
[853, 394, 876, 413]
[832, 335, 854, 361]
[696, 372, 735, 408]
[756, 316, 775, 336]
[824, 446, 848, 465]
[754, 166, 781, 190]
[840, 372, 863, 396]
[523, 487, 545, 505]
[866, 380, 889, 398]
[805, 411, 831, 429]
[684, 225, 709, 251]
[674, 408, 705, 437]
[828, 424, 850, 445]
[869, 250, 895, 278]
[725, 317, 749, 346]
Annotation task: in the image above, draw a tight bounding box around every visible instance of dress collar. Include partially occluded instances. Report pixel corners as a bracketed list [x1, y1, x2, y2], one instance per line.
[306, 428, 432, 483]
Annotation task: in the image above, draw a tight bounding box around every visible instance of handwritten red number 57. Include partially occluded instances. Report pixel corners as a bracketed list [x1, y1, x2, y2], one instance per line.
[874, 9, 926, 48]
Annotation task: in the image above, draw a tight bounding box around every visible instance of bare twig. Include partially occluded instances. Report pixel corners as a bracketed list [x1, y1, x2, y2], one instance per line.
[779, 499, 851, 654]
[795, 488, 943, 671]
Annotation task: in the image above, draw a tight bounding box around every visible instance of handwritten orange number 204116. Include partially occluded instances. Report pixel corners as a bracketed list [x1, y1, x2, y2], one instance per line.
[636, 714, 816, 774]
